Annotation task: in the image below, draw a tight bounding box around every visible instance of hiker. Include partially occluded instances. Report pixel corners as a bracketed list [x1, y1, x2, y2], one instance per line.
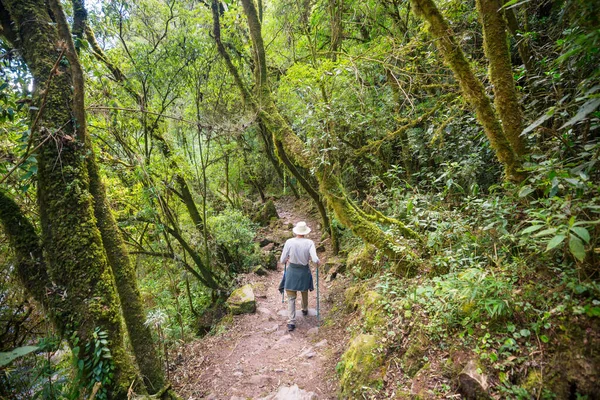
[278, 221, 321, 332]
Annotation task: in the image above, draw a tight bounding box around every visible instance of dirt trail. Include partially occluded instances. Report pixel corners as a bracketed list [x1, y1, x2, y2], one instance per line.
[172, 197, 339, 399]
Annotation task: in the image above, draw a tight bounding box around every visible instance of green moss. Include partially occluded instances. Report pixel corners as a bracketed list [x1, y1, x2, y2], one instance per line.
[521, 369, 542, 397]
[347, 245, 380, 279]
[337, 334, 386, 397]
[410, 0, 523, 181]
[344, 284, 366, 312]
[226, 284, 256, 315]
[252, 199, 279, 226]
[402, 332, 429, 378]
[2, 1, 140, 396]
[361, 291, 386, 332]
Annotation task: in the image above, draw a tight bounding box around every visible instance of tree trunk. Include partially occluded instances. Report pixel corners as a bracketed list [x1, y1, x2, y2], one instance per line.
[410, 0, 523, 182]
[87, 160, 167, 393]
[504, 6, 537, 75]
[477, 0, 527, 157]
[52, 1, 169, 392]
[258, 120, 300, 199]
[1, 0, 137, 396]
[329, 0, 343, 60]
[0, 191, 54, 318]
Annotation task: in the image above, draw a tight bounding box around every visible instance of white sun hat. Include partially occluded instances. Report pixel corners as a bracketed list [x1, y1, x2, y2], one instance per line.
[293, 221, 311, 235]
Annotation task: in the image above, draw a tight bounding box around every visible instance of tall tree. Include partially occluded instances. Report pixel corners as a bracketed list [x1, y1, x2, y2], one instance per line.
[410, 0, 524, 181]
[64, 0, 169, 392]
[0, 0, 138, 396]
[477, 0, 527, 157]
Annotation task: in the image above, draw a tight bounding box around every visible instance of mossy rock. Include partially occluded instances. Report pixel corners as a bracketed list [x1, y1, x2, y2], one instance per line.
[458, 359, 490, 400]
[541, 321, 600, 398]
[402, 332, 429, 378]
[260, 249, 278, 270]
[196, 302, 227, 336]
[337, 334, 386, 397]
[343, 284, 366, 312]
[410, 362, 435, 399]
[323, 257, 346, 276]
[252, 200, 279, 227]
[347, 244, 380, 279]
[252, 265, 268, 276]
[520, 369, 542, 398]
[361, 291, 386, 333]
[226, 284, 256, 315]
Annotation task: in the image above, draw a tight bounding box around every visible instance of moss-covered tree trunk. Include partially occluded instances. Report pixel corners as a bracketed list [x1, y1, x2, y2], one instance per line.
[257, 120, 301, 199]
[329, 0, 343, 61]
[477, 0, 527, 157]
[50, 1, 169, 392]
[0, 191, 55, 318]
[0, 0, 137, 397]
[86, 161, 167, 392]
[504, 6, 537, 75]
[410, 0, 523, 182]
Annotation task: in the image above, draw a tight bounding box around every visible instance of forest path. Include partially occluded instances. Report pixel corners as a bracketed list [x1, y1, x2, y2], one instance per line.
[172, 197, 339, 399]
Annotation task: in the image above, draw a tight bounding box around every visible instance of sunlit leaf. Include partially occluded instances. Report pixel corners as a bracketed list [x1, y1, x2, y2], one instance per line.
[569, 235, 586, 261]
[560, 98, 600, 129]
[521, 225, 544, 235]
[0, 346, 39, 367]
[546, 234, 566, 251]
[570, 227, 590, 243]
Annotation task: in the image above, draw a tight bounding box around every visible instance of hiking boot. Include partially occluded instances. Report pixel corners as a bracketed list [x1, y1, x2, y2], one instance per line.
[302, 309, 308, 316]
[287, 324, 295, 332]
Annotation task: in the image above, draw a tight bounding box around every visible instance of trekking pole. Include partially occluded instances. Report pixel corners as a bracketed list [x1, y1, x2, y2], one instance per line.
[316, 264, 320, 324]
[281, 261, 287, 304]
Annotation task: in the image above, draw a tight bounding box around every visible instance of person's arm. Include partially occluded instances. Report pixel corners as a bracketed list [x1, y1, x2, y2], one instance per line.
[279, 240, 290, 265]
[309, 241, 320, 265]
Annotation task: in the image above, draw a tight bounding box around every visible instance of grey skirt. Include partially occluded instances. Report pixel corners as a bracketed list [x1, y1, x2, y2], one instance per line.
[279, 263, 314, 292]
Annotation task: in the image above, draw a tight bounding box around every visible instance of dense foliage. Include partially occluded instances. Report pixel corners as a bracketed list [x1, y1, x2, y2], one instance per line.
[0, 0, 598, 398]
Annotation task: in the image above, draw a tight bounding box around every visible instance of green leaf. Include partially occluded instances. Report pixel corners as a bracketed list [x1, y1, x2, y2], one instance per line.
[522, 107, 554, 135]
[569, 235, 586, 261]
[540, 335, 549, 343]
[533, 228, 558, 237]
[570, 227, 590, 243]
[0, 345, 39, 367]
[520, 329, 531, 337]
[560, 98, 600, 129]
[502, 0, 533, 10]
[518, 185, 535, 198]
[564, 177, 580, 186]
[546, 234, 566, 251]
[521, 225, 544, 235]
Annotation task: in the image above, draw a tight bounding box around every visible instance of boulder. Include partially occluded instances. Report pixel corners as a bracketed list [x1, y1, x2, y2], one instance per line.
[196, 302, 227, 336]
[260, 249, 278, 270]
[323, 257, 346, 282]
[402, 332, 430, 378]
[253, 200, 279, 226]
[361, 291, 385, 332]
[253, 265, 268, 276]
[258, 384, 317, 400]
[259, 238, 273, 248]
[226, 284, 256, 315]
[458, 359, 490, 399]
[337, 334, 386, 397]
[261, 242, 275, 252]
